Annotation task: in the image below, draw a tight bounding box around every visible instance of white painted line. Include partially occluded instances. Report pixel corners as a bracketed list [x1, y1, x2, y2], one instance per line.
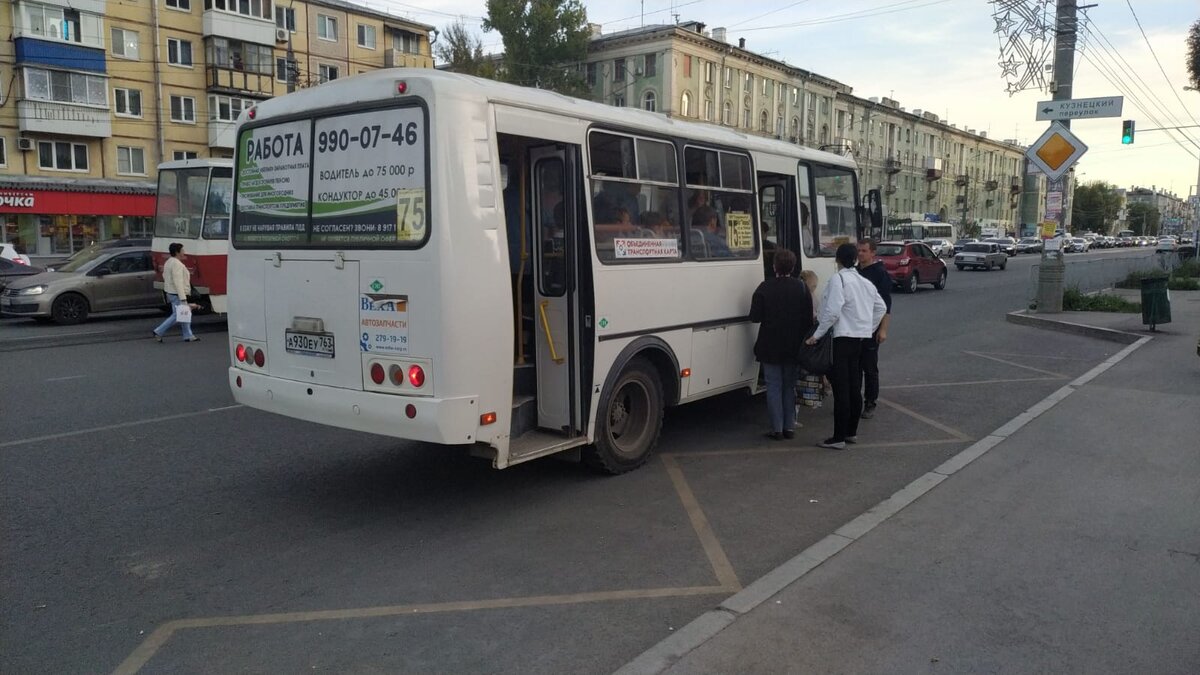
[614, 331, 1155, 675]
[0, 330, 107, 342]
[0, 405, 243, 449]
[45, 375, 87, 382]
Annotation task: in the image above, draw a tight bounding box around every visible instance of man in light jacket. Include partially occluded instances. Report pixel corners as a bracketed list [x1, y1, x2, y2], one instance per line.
[152, 242, 199, 342]
[805, 243, 887, 449]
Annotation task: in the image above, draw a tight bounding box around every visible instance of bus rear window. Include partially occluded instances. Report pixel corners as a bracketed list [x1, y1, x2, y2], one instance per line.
[233, 104, 429, 248]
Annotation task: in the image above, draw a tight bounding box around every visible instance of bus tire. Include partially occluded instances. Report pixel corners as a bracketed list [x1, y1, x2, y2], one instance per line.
[584, 358, 664, 475]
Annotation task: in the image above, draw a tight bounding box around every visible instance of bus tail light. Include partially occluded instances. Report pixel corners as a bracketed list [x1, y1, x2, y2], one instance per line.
[389, 365, 404, 385]
[408, 365, 425, 388]
[253, 349, 265, 368]
[236, 344, 247, 362]
[480, 412, 497, 425]
[370, 363, 386, 385]
[680, 368, 691, 378]
[405, 404, 417, 419]
[395, 80, 408, 95]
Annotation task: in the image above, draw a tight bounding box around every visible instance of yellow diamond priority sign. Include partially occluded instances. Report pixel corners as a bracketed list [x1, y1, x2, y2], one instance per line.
[1025, 121, 1088, 181]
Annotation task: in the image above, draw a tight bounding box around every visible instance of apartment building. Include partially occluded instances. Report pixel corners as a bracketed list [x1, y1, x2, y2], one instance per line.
[0, 0, 433, 257]
[584, 21, 1038, 235]
[1124, 186, 1187, 235]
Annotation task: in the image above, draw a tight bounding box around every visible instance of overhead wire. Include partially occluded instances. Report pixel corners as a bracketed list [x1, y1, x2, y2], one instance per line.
[1123, 0, 1200, 127]
[733, 0, 953, 33]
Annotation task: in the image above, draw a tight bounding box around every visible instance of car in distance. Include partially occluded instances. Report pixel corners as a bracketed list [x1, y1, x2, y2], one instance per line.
[877, 241, 948, 293]
[1016, 237, 1044, 254]
[1, 243, 33, 266]
[984, 237, 1018, 256]
[1066, 237, 1091, 253]
[951, 238, 977, 256]
[42, 238, 152, 271]
[955, 242, 1008, 271]
[0, 246, 162, 324]
[923, 238, 954, 258]
[0, 257, 45, 293]
[1156, 237, 1178, 252]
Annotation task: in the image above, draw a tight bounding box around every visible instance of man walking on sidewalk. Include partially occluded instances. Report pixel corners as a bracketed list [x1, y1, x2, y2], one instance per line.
[856, 239, 891, 419]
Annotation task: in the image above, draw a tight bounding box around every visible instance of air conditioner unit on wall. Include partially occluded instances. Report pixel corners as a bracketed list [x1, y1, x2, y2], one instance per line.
[276, 28, 289, 43]
[17, 137, 35, 151]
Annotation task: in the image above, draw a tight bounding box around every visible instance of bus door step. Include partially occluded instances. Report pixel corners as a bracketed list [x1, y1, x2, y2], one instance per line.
[510, 394, 537, 439]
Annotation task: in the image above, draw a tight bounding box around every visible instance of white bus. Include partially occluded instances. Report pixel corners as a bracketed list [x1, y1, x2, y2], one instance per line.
[153, 159, 234, 313]
[228, 70, 873, 472]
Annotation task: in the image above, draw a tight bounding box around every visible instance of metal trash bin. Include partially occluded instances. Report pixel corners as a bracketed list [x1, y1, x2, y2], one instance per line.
[1140, 276, 1171, 330]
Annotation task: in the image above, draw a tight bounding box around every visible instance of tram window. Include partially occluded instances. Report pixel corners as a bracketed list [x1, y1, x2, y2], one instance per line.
[202, 169, 233, 239]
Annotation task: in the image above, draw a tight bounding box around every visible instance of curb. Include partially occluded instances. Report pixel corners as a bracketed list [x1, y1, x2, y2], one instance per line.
[614, 332, 1154, 675]
[1004, 309, 1142, 344]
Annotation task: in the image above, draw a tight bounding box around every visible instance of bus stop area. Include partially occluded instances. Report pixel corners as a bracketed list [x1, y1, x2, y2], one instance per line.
[2, 285, 1200, 667]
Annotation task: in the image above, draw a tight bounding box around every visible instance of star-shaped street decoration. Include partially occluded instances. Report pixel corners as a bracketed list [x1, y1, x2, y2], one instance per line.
[998, 55, 1021, 78]
[994, 12, 1015, 34]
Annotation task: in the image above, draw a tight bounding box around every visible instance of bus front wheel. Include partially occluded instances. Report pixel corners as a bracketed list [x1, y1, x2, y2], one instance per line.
[584, 358, 664, 475]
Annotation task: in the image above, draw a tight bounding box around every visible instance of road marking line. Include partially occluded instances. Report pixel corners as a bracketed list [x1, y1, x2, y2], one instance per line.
[111, 585, 731, 675]
[45, 375, 87, 382]
[0, 330, 107, 342]
[670, 438, 965, 458]
[963, 350, 1066, 378]
[0, 406, 243, 449]
[963, 351, 1098, 361]
[881, 376, 1062, 389]
[877, 398, 971, 441]
[661, 455, 742, 591]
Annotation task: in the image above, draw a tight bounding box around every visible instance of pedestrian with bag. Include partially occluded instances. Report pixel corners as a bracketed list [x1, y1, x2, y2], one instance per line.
[749, 250, 813, 440]
[856, 239, 892, 418]
[152, 242, 201, 343]
[805, 243, 887, 449]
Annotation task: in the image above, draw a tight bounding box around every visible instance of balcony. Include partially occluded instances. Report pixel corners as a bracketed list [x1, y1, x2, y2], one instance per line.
[209, 120, 237, 149]
[955, 174, 969, 187]
[926, 191, 937, 200]
[924, 157, 943, 181]
[1009, 176, 1022, 194]
[385, 49, 429, 68]
[207, 65, 275, 96]
[203, 10, 275, 46]
[884, 184, 897, 195]
[885, 158, 902, 174]
[17, 100, 111, 137]
[985, 180, 999, 191]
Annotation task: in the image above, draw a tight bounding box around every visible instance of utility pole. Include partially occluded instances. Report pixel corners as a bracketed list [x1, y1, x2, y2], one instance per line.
[1035, 0, 1076, 313]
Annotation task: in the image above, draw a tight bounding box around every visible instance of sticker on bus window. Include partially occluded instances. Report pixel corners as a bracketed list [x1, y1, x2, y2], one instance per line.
[614, 237, 680, 259]
[726, 212, 754, 251]
[396, 188, 426, 242]
[360, 290, 409, 354]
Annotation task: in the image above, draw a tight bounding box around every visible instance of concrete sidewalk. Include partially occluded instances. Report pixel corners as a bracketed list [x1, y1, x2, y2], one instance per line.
[618, 297, 1200, 674]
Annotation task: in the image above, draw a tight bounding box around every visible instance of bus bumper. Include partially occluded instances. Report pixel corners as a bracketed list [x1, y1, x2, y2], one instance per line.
[229, 368, 481, 445]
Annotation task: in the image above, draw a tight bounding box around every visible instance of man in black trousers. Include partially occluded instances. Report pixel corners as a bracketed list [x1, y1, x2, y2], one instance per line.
[856, 239, 892, 419]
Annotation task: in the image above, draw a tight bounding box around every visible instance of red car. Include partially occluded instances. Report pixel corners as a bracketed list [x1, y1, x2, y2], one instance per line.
[875, 241, 947, 293]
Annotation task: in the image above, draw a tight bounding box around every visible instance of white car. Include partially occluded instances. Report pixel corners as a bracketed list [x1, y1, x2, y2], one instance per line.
[923, 239, 954, 258]
[0, 243, 32, 266]
[1156, 238, 1177, 252]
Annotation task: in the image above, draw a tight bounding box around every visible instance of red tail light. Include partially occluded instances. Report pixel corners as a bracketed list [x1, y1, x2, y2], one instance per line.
[254, 349, 265, 367]
[236, 344, 247, 362]
[405, 404, 417, 418]
[408, 365, 425, 388]
[370, 363, 385, 385]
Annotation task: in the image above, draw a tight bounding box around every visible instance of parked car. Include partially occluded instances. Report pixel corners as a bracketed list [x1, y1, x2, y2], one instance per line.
[0, 257, 45, 294]
[1, 243, 32, 266]
[43, 238, 152, 271]
[0, 247, 162, 324]
[876, 241, 948, 293]
[1066, 237, 1091, 253]
[955, 242, 1008, 271]
[923, 238, 954, 258]
[1156, 237, 1177, 252]
[952, 238, 978, 256]
[1016, 237, 1044, 254]
[984, 237, 1018, 256]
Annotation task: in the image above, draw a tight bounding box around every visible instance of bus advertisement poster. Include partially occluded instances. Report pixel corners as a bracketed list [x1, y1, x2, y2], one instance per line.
[360, 289, 409, 354]
[234, 119, 312, 243]
[726, 212, 754, 250]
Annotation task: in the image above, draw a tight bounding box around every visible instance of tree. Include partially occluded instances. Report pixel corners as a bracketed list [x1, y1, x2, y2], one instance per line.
[435, 21, 495, 78]
[1127, 202, 1160, 236]
[1070, 181, 1122, 233]
[1188, 19, 1200, 90]
[961, 221, 981, 239]
[483, 0, 590, 97]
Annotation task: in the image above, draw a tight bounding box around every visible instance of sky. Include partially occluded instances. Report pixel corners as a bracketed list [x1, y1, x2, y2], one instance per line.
[366, 0, 1198, 198]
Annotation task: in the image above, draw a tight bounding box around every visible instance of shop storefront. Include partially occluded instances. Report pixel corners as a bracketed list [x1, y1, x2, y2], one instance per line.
[0, 178, 156, 259]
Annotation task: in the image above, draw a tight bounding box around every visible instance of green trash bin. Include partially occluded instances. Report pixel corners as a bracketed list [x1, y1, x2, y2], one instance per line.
[1140, 276, 1171, 330]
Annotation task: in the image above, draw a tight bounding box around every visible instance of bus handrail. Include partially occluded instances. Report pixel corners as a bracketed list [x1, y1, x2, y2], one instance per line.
[538, 300, 565, 364]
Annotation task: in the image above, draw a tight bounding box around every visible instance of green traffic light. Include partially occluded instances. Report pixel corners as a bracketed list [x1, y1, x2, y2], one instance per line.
[1121, 120, 1135, 144]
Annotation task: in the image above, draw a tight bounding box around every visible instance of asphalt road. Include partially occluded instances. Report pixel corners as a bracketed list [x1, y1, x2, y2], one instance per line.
[0, 247, 1148, 674]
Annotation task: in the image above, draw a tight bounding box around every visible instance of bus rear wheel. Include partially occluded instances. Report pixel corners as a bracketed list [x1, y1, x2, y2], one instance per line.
[584, 358, 664, 474]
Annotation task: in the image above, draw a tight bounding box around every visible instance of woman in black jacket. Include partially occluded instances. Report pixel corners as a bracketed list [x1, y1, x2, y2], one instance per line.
[749, 249, 814, 440]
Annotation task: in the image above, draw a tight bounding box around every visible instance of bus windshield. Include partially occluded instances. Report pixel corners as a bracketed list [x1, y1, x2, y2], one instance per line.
[811, 164, 858, 256]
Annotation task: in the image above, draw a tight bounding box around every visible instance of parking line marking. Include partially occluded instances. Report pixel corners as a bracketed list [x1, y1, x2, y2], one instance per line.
[877, 398, 971, 441]
[964, 351, 1098, 362]
[111, 585, 731, 675]
[0, 406, 243, 449]
[963, 351, 1066, 378]
[881, 376, 1062, 389]
[661, 455, 742, 591]
[45, 375, 87, 382]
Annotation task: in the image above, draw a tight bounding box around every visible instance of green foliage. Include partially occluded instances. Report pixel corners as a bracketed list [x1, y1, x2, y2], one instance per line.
[1126, 202, 1161, 236]
[1114, 269, 1163, 288]
[1188, 20, 1200, 90]
[960, 222, 981, 239]
[435, 21, 496, 79]
[1168, 276, 1200, 291]
[483, 0, 591, 97]
[1063, 287, 1141, 313]
[1070, 181, 1121, 233]
[1175, 259, 1200, 278]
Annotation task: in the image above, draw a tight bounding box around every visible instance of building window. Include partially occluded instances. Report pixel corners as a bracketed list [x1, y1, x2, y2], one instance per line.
[173, 150, 199, 161]
[644, 53, 656, 77]
[170, 95, 196, 123]
[319, 64, 339, 83]
[704, 61, 714, 84]
[317, 15, 337, 41]
[208, 37, 273, 74]
[761, 78, 768, 96]
[703, 98, 713, 121]
[38, 141, 88, 171]
[20, 4, 103, 47]
[114, 87, 142, 117]
[724, 66, 732, 88]
[643, 91, 657, 112]
[743, 104, 751, 129]
[791, 117, 799, 140]
[167, 38, 193, 66]
[585, 62, 596, 86]
[0, 138, 6, 168]
[613, 93, 625, 107]
[275, 6, 295, 30]
[722, 101, 732, 125]
[357, 24, 376, 49]
[116, 146, 146, 175]
[680, 91, 690, 117]
[776, 115, 784, 137]
[24, 68, 107, 107]
[208, 94, 255, 121]
[614, 58, 625, 81]
[682, 56, 691, 78]
[760, 110, 769, 132]
[275, 57, 297, 82]
[203, 0, 272, 20]
[111, 27, 139, 59]
[393, 30, 420, 54]
[166, 0, 191, 10]
[744, 72, 752, 92]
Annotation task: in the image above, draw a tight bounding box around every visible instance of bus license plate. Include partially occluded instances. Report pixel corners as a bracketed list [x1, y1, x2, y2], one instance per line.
[285, 330, 335, 358]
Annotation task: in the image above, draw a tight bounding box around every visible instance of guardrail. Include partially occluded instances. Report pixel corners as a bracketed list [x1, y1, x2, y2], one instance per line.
[1029, 250, 1182, 304]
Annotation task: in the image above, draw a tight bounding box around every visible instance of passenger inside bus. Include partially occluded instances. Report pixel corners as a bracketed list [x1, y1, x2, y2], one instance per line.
[691, 205, 732, 257]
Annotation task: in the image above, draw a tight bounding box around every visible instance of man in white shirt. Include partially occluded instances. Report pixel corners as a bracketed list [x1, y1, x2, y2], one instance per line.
[806, 243, 887, 448]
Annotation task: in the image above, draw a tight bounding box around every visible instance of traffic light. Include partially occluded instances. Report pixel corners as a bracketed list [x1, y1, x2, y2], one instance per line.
[1121, 119, 1135, 144]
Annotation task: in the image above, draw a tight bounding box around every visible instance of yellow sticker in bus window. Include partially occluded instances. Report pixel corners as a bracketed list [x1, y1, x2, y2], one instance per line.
[726, 212, 754, 251]
[396, 188, 427, 242]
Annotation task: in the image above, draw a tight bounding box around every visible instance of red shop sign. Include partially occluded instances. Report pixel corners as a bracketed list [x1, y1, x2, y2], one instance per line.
[0, 189, 155, 216]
